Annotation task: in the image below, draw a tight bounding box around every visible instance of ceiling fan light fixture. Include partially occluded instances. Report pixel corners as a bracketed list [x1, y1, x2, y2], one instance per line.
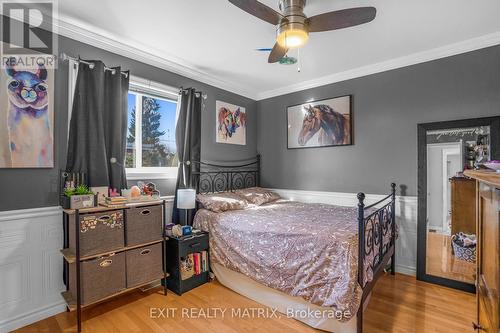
[277, 28, 309, 48]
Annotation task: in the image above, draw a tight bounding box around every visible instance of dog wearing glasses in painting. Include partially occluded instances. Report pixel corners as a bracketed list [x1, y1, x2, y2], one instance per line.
[4, 57, 52, 167]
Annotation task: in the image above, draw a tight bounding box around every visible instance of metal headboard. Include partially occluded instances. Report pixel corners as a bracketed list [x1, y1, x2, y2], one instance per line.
[192, 155, 260, 194]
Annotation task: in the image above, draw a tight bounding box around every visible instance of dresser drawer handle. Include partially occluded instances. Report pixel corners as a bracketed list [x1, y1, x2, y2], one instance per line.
[140, 249, 151, 255]
[189, 242, 201, 248]
[99, 259, 113, 267]
[141, 209, 151, 216]
[98, 215, 111, 222]
[473, 322, 486, 331]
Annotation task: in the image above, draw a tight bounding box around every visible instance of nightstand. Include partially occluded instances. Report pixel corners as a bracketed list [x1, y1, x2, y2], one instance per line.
[165, 231, 209, 295]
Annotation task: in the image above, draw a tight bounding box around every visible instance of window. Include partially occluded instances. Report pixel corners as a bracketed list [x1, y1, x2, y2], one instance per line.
[126, 77, 179, 179]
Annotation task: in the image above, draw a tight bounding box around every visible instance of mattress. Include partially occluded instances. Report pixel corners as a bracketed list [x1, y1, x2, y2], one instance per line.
[212, 262, 358, 333]
[193, 199, 373, 322]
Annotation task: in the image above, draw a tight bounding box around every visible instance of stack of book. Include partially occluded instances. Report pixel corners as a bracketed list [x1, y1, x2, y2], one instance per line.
[102, 196, 127, 207]
[180, 251, 208, 280]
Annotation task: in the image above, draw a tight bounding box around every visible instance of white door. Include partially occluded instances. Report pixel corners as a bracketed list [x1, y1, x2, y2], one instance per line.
[427, 142, 462, 233]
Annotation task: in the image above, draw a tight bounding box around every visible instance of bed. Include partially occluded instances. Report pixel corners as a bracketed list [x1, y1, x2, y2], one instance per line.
[191, 155, 396, 333]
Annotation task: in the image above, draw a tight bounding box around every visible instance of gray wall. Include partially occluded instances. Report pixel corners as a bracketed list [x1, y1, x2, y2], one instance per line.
[257, 45, 500, 196]
[0, 35, 257, 211]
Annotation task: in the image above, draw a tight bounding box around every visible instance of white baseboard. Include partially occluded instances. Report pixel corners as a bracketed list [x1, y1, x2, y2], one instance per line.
[0, 301, 66, 333]
[268, 188, 418, 277]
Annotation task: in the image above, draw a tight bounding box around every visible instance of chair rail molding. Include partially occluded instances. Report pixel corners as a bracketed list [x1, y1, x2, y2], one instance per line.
[269, 188, 418, 276]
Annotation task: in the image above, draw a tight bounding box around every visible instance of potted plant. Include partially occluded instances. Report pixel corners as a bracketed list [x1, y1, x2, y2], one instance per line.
[62, 185, 97, 209]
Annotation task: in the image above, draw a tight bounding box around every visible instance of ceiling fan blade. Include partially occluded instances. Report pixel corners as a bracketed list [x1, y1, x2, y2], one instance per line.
[268, 43, 288, 63]
[228, 0, 283, 25]
[307, 7, 376, 32]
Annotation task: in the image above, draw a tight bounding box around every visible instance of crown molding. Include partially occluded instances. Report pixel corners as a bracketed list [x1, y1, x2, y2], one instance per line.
[53, 14, 259, 100]
[256, 31, 500, 100]
[50, 13, 500, 101]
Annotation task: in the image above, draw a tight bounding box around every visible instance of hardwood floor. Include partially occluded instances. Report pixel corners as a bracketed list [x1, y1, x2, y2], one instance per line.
[15, 273, 475, 333]
[426, 232, 475, 284]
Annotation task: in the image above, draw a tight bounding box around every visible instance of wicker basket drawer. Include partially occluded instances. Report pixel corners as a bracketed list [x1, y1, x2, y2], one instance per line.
[125, 205, 163, 246]
[69, 252, 126, 306]
[69, 210, 125, 257]
[126, 243, 163, 288]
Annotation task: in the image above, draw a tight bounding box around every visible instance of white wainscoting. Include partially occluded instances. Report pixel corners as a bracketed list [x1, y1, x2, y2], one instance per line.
[0, 206, 65, 333]
[0, 198, 175, 332]
[269, 188, 418, 276]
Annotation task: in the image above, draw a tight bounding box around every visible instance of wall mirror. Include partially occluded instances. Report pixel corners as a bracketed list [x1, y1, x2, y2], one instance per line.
[417, 116, 500, 292]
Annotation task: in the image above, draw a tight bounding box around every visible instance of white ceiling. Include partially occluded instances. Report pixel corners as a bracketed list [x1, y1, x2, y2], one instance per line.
[56, 0, 500, 100]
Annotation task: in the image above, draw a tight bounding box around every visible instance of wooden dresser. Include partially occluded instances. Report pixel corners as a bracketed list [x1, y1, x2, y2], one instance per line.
[464, 170, 500, 333]
[450, 177, 476, 235]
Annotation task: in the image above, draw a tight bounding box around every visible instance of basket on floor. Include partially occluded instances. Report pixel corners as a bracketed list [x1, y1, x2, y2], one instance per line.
[451, 235, 476, 263]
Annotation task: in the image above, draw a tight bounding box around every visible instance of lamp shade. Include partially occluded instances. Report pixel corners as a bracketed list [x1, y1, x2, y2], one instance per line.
[177, 189, 196, 209]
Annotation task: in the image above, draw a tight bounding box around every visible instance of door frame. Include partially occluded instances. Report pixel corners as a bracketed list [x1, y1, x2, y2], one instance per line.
[417, 116, 500, 293]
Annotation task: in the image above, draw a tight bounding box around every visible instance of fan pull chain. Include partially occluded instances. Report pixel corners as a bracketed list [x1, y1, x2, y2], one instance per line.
[297, 48, 301, 73]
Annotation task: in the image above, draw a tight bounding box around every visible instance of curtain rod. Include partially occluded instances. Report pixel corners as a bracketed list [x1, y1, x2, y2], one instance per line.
[60, 53, 129, 78]
[179, 87, 207, 100]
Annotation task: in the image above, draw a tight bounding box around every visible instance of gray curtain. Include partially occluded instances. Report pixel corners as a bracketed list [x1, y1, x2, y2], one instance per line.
[172, 88, 202, 225]
[66, 60, 129, 191]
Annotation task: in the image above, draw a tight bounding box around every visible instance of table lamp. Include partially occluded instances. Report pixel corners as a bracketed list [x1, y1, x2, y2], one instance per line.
[177, 188, 196, 225]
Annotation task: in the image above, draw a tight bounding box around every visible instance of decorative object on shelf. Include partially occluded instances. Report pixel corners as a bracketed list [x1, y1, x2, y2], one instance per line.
[465, 142, 477, 169]
[182, 225, 192, 236]
[121, 188, 132, 199]
[484, 160, 500, 172]
[102, 196, 127, 207]
[0, 54, 54, 168]
[287, 95, 352, 149]
[172, 224, 184, 237]
[138, 181, 161, 198]
[165, 223, 175, 237]
[180, 254, 195, 280]
[90, 186, 109, 204]
[216, 100, 246, 145]
[130, 185, 141, 198]
[63, 184, 96, 210]
[108, 188, 120, 197]
[177, 188, 196, 225]
[475, 134, 489, 168]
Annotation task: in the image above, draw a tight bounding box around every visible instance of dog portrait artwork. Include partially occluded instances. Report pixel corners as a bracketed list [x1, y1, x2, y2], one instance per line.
[287, 96, 352, 149]
[216, 101, 246, 145]
[0, 56, 54, 168]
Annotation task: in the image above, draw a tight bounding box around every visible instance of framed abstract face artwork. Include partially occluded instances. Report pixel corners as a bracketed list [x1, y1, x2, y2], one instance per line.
[216, 100, 246, 145]
[287, 95, 352, 149]
[0, 49, 54, 168]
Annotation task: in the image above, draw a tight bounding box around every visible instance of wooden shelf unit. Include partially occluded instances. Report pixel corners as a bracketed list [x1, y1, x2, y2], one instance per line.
[61, 200, 168, 333]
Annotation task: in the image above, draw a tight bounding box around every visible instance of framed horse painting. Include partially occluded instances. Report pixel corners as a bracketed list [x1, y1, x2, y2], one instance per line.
[216, 100, 247, 145]
[287, 95, 352, 149]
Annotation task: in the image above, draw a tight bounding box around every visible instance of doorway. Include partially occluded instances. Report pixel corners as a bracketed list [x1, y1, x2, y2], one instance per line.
[427, 142, 462, 234]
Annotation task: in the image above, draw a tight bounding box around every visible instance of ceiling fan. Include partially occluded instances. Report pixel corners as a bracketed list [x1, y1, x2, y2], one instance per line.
[229, 0, 377, 63]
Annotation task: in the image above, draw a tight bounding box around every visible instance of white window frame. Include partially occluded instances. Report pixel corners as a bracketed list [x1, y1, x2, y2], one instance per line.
[126, 76, 179, 180]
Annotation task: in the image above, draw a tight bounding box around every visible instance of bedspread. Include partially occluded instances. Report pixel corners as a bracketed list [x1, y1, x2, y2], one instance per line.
[194, 200, 390, 322]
